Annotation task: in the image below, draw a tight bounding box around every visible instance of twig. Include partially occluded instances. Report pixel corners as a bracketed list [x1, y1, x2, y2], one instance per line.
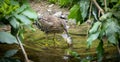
[16, 35, 29, 62]
[92, 0, 104, 15]
[86, 1, 92, 39]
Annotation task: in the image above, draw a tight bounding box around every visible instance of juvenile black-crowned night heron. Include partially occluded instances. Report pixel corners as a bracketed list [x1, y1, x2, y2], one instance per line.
[34, 15, 72, 48]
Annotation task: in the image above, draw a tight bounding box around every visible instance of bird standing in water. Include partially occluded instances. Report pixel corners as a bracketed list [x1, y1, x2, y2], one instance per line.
[34, 15, 72, 48]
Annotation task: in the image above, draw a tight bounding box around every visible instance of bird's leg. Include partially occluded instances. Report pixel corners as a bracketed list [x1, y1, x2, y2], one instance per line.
[53, 33, 56, 47]
[45, 34, 48, 41]
[63, 28, 73, 48]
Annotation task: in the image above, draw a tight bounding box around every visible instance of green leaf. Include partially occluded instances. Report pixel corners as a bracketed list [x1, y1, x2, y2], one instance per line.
[4, 49, 18, 57]
[108, 35, 118, 44]
[79, 0, 90, 20]
[96, 41, 104, 62]
[104, 18, 120, 44]
[105, 19, 119, 35]
[68, 4, 82, 24]
[99, 25, 106, 39]
[16, 4, 27, 13]
[10, 0, 19, 5]
[87, 32, 100, 47]
[99, 12, 112, 21]
[68, 4, 80, 19]
[15, 14, 32, 25]
[22, 9, 37, 20]
[100, 0, 111, 6]
[89, 21, 101, 34]
[10, 17, 20, 29]
[113, 11, 120, 19]
[0, 32, 18, 44]
[70, 51, 79, 57]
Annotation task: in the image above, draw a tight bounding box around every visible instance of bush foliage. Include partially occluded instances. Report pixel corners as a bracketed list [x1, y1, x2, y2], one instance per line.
[48, 0, 120, 61]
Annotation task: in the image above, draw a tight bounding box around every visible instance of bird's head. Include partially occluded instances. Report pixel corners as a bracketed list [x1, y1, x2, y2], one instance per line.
[33, 13, 43, 25]
[37, 13, 43, 20]
[32, 14, 42, 29]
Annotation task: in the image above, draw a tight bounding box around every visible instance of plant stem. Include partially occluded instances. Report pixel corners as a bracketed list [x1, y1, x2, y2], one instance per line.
[16, 35, 29, 62]
[98, 10, 100, 17]
[87, 1, 92, 38]
[92, 0, 104, 15]
[104, 0, 107, 12]
[88, 1, 92, 20]
[53, 33, 56, 47]
[117, 45, 120, 55]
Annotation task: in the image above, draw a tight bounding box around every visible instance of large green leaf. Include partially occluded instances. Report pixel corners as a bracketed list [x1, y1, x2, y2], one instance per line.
[0, 32, 18, 44]
[89, 21, 101, 34]
[16, 4, 27, 13]
[68, 4, 80, 19]
[104, 18, 120, 44]
[4, 49, 18, 57]
[87, 32, 100, 47]
[15, 14, 32, 25]
[10, 17, 20, 29]
[96, 41, 104, 62]
[22, 9, 37, 20]
[79, 0, 90, 21]
[68, 4, 82, 24]
[108, 35, 118, 44]
[113, 11, 120, 19]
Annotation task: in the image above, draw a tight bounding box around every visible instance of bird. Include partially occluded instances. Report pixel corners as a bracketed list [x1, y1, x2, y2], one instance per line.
[34, 15, 72, 48]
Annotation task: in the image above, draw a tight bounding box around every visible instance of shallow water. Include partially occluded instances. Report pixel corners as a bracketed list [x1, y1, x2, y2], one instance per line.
[21, 24, 119, 62]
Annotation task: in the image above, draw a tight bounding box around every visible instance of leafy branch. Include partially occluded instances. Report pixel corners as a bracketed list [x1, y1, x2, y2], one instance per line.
[92, 0, 104, 15]
[60, 0, 120, 61]
[16, 33, 29, 62]
[0, 0, 37, 62]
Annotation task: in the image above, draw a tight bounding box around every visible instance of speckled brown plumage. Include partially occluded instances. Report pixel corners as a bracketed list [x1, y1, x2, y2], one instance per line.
[36, 15, 67, 34]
